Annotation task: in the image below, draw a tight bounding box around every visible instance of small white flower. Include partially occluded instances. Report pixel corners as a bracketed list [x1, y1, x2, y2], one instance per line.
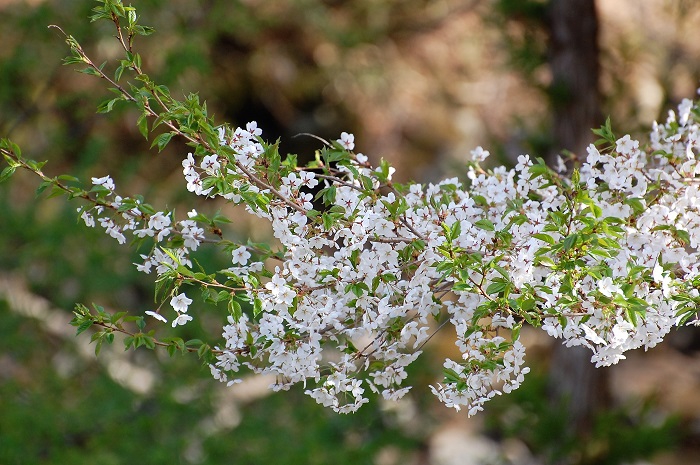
[469, 146, 489, 163]
[145, 311, 167, 323]
[135, 255, 153, 274]
[172, 313, 193, 327]
[133, 227, 154, 238]
[616, 134, 639, 155]
[678, 98, 693, 126]
[281, 172, 299, 188]
[80, 209, 95, 227]
[581, 324, 606, 345]
[555, 155, 567, 173]
[231, 246, 251, 265]
[246, 121, 262, 137]
[586, 144, 601, 165]
[182, 153, 196, 170]
[338, 132, 355, 150]
[91, 175, 115, 191]
[299, 170, 318, 188]
[148, 211, 171, 231]
[170, 293, 193, 313]
[652, 264, 673, 297]
[598, 277, 621, 298]
[201, 154, 221, 174]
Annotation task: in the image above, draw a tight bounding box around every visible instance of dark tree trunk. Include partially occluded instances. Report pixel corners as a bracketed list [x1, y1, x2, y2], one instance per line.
[545, 0, 607, 451]
[546, 0, 601, 164]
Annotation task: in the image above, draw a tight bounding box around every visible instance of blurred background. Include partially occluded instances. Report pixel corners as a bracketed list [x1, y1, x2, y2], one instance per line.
[1, 0, 700, 464]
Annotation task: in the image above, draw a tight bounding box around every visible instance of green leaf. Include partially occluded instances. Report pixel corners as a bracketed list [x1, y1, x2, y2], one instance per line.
[35, 180, 52, 196]
[443, 367, 462, 384]
[212, 212, 232, 224]
[197, 343, 211, 360]
[137, 114, 149, 139]
[110, 311, 127, 325]
[549, 211, 567, 228]
[151, 132, 173, 152]
[132, 52, 142, 69]
[62, 55, 86, 65]
[75, 319, 94, 335]
[135, 25, 155, 36]
[511, 324, 522, 342]
[474, 219, 495, 232]
[228, 298, 242, 320]
[1, 138, 22, 158]
[0, 166, 16, 183]
[321, 212, 336, 231]
[587, 248, 611, 258]
[625, 197, 645, 214]
[472, 195, 488, 207]
[486, 281, 508, 295]
[57, 174, 80, 183]
[163, 337, 186, 356]
[592, 116, 616, 147]
[128, 8, 137, 24]
[563, 233, 578, 252]
[450, 220, 461, 241]
[532, 233, 554, 245]
[109, 1, 126, 17]
[535, 256, 556, 268]
[97, 97, 121, 113]
[137, 203, 157, 215]
[675, 228, 690, 246]
[571, 168, 580, 186]
[143, 335, 156, 350]
[79, 66, 103, 77]
[215, 290, 229, 303]
[95, 339, 104, 356]
[25, 159, 47, 171]
[490, 263, 510, 280]
[345, 281, 368, 298]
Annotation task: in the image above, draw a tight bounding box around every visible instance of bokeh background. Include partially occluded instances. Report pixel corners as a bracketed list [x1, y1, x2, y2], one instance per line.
[1, 0, 700, 464]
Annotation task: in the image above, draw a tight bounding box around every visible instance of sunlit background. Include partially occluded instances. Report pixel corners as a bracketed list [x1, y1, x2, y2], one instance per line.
[1, 1, 700, 464]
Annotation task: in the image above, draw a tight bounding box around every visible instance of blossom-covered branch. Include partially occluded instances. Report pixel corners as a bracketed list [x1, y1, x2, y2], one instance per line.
[3, 0, 700, 416]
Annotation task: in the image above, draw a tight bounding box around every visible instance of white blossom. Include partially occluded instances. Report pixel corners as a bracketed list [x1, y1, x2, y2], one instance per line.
[170, 293, 192, 313]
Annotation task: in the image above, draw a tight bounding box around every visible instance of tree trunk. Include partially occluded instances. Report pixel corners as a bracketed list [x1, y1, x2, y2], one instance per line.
[547, 0, 601, 164]
[545, 0, 607, 450]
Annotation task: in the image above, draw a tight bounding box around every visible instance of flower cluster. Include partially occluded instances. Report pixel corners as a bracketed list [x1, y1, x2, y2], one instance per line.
[59, 92, 700, 415]
[77, 175, 207, 282]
